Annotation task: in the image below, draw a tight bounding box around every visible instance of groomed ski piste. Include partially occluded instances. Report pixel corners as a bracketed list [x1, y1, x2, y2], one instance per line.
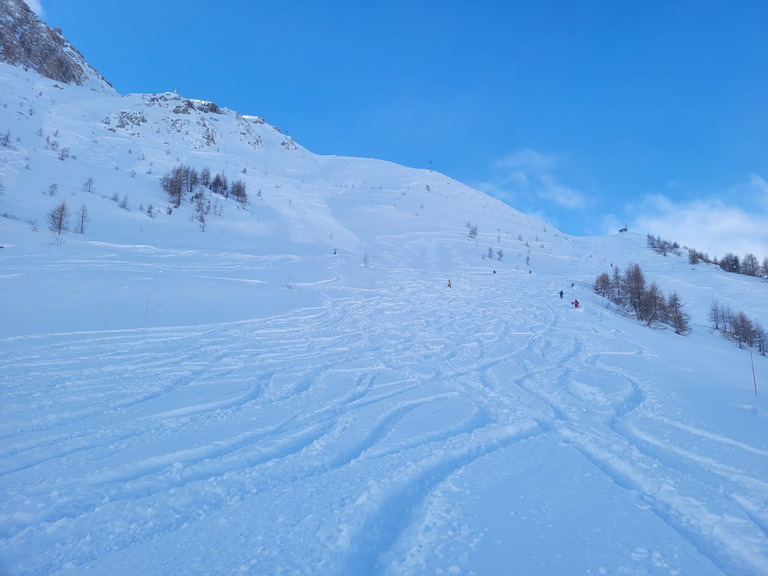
[1, 62, 768, 575]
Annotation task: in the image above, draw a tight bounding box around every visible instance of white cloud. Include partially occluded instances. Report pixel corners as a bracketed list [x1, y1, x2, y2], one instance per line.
[737, 173, 768, 210]
[494, 148, 558, 172]
[539, 175, 585, 210]
[504, 169, 529, 189]
[628, 176, 768, 259]
[481, 147, 589, 211]
[24, 0, 44, 17]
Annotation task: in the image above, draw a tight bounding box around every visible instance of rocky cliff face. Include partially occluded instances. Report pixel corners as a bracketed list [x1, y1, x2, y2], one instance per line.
[0, 0, 112, 90]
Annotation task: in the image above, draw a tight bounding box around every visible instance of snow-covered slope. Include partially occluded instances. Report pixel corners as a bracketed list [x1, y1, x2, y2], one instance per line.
[1, 60, 767, 576]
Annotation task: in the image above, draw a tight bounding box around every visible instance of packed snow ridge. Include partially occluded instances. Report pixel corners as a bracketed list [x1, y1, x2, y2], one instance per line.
[1, 26, 768, 576]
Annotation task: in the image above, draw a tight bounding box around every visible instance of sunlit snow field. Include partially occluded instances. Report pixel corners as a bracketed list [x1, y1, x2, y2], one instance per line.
[1, 62, 767, 575]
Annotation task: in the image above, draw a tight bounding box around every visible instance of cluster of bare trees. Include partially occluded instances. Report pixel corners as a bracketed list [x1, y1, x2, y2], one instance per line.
[594, 263, 690, 334]
[161, 165, 196, 207]
[648, 234, 768, 279]
[485, 246, 503, 261]
[646, 234, 683, 257]
[712, 252, 768, 278]
[161, 164, 247, 209]
[47, 201, 89, 235]
[709, 300, 766, 355]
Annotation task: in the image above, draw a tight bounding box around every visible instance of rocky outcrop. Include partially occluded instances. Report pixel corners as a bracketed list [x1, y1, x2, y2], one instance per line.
[0, 0, 112, 89]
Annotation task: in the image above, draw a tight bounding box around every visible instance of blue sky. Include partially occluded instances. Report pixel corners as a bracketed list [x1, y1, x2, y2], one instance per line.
[31, 0, 768, 259]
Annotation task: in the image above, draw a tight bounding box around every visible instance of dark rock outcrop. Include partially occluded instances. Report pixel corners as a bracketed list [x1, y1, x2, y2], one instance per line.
[0, 0, 112, 89]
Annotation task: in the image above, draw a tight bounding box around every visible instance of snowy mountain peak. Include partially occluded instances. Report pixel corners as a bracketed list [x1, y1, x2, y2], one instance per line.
[0, 0, 114, 93]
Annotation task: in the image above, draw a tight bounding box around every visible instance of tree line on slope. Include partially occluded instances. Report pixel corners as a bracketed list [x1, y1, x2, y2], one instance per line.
[709, 300, 767, 355]
[647, 234, 768, 279]
[161, 164, 247, 208]
[161, 164, 247, 231]
[594, 263, 691, 335]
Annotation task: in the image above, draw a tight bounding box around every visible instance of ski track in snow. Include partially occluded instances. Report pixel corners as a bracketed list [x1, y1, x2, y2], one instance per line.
[506, 305, 768, 576]
[1, 235, 768, 574]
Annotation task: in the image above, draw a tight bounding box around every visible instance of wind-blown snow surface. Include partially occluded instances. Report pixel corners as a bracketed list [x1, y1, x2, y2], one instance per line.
[1, 62, 768, 575]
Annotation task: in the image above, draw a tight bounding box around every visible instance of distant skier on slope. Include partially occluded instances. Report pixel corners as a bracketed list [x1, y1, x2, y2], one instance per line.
[559, 290, 564, 299]
[572, 299, 579, 308]
[447, 279, 452, 288]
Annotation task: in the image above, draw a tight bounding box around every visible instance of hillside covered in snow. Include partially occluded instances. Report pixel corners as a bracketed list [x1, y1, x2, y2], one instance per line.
[1, 14, 768, 575]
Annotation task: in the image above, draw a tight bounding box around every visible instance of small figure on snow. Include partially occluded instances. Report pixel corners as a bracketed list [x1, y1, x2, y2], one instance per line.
[572, 299, 579, 308]
[333, 248, 337, 255]
[559, 290, 564, 299]
[447, 279, 452, 288]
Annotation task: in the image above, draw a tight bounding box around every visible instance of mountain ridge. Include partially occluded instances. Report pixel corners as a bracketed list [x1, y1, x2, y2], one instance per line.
[0, 0, 113, 92]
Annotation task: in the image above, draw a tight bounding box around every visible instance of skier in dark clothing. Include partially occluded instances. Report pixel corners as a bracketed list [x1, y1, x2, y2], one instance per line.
[559, 290, 564, 299]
